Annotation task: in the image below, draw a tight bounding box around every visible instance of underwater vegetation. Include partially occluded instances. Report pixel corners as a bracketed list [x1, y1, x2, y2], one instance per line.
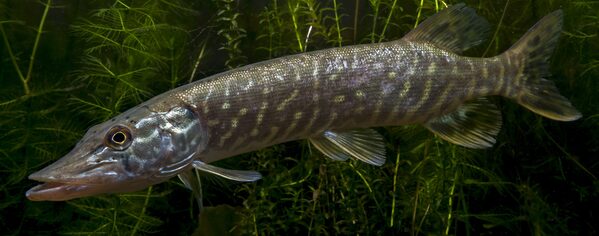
[1, 0, 598, 235]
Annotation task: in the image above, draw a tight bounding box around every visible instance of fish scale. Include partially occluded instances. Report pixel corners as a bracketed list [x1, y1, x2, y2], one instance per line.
[26, 4, 581, 202]
[157, 40, 500, 163]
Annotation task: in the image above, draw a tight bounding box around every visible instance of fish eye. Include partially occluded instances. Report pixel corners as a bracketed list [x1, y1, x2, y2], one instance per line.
[105, 126, 132, 150]
[112, 132, 126, 144]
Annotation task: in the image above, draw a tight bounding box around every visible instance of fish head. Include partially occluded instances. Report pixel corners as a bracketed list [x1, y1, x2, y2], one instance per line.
[26, 105, 208, 201]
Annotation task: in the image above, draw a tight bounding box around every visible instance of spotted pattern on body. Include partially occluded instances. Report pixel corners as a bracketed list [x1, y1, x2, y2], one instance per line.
[159, 40, 518, 163]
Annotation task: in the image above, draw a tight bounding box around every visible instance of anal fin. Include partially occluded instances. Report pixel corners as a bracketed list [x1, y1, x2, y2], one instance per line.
[309, 129, 386, 166]
[424, 98, 502, 148]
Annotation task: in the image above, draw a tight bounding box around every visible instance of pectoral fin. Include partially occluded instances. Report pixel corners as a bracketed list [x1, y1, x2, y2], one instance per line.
[309, 129, 386, 166]
[158, 152, 196, 177]
[178, 169, 203, 210]
[178, 170, 198, 191]
[424, 98, 502, 148]
[192, 160, 262, 182]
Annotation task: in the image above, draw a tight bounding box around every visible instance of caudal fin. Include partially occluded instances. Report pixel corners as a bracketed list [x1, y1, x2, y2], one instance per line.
[507, 10, 581, 121]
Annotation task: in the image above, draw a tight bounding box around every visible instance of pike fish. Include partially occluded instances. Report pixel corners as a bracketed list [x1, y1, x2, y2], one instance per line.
[27, 4, 581, 201]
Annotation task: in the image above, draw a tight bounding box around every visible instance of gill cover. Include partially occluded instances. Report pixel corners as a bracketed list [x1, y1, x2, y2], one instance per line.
[134, 106, 208, 178]
[26, 105, 208, 201]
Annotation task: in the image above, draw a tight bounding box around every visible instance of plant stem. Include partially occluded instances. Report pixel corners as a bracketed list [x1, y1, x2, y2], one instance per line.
[288, 1, 303, 52]
[189, 41, 207, 83]
[390, 150, 400, 227]
[414, 0, 424, 28]
[379, 0, 398, 42]
[130, 186, 153, 236]
[445, 169, 458, 235]
[0, 24, 26, 90]
[483, 0, 510, 56]
[353, 0, 359, 43]
[24, 0, 52, 96]
[370, 0, 380, 43]
[332, 0, 343, 47]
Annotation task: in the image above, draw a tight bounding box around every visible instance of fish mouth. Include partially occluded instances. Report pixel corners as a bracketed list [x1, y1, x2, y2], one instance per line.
[27, 172, 112, 201]
[26, 162, 112, 201]
[26, 181, 100, 201]
[26, 174, 153, 201]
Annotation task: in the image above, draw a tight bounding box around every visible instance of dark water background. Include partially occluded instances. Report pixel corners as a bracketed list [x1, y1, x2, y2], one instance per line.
[1, 0, 597, 235]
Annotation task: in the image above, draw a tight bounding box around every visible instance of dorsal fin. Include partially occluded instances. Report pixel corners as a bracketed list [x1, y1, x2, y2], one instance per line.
[424, 98, 502, 148]
[309, 129, 386, 166]
[402, 3, 490, 54]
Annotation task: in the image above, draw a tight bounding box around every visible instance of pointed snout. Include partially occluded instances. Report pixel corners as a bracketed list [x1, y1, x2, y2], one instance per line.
[28, 168, 57, 183]
[28, 146, 98, 184]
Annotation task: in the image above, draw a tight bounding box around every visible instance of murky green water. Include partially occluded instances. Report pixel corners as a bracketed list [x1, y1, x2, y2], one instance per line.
[1, 0, 597, 235]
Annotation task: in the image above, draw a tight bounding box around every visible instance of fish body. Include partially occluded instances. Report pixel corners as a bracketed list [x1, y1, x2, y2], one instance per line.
[26, 4, 581, 201]
[162, 41, 504, 163]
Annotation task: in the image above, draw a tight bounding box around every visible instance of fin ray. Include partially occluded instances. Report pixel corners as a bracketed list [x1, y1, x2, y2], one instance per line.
[309, 136, 351, 161]
[402, 3, 490, 53]
[192, 160, 262, 182]
[178, 169, 204, 210]
[506, 10, 581, 121]
[310, 129, 386, 166]
[158, 152, 196, 177]
[425, 98, 502, 149]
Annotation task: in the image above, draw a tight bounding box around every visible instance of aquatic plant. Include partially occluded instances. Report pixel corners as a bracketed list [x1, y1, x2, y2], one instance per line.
[1, 0, 597, 235]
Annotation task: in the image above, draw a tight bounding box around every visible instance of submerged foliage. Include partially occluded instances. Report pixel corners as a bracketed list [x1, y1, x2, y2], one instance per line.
[1, 0, 598, 235]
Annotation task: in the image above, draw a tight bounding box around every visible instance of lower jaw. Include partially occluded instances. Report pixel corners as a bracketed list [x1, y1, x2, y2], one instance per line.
[26, 182, 97, 201]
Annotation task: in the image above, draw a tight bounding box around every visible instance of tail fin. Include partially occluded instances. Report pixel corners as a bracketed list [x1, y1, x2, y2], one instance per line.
[507, 10, 581, 121]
